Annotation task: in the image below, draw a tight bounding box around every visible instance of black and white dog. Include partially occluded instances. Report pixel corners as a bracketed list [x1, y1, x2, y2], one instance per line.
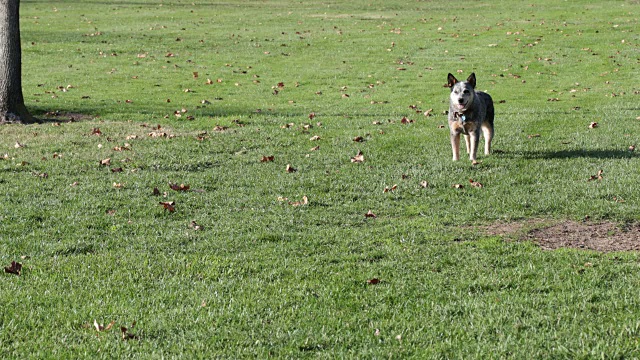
[447, 73, 494, 162]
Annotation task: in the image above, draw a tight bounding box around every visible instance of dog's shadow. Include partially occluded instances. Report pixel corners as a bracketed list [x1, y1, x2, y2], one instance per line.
[498, 149, 636, 160]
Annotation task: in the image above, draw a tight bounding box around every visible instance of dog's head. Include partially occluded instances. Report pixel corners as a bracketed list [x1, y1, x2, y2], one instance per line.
[447, 73, 476, 112]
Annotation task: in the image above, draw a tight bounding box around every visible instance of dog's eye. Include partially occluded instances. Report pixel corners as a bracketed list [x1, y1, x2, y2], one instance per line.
[463, 90, 470, 94]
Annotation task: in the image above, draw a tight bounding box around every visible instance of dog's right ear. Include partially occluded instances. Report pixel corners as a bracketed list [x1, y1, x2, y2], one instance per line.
[447, 73, 458, 88]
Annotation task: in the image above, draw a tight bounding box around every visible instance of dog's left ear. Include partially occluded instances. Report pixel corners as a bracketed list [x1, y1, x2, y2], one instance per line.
[467, 73, 476, 89]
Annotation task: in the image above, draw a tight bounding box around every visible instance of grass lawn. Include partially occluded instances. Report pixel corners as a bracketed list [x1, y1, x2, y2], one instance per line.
[1, 0, 640, 357]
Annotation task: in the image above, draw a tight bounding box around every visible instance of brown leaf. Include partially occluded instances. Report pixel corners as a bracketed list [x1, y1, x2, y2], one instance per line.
[91, 128, 102, 136]
[159, 201, 176, 212]
[100, 158, 111, 166]
[310, 146, 320, 151]
[260, 155, 275, 162]
[352, 136, 364, 142]
[588, 169, 604, 182]
[452, 184, 464, 189]
[365, 210, 377, 218]
[152, 187, 161, 196]
[420, 181, 429, 188]
[111, 167, 123, 173]
[367, 278, 381, 285]
[629, 145, 635, 152]
[112, 182, 124, 188]
[93, 320, 115, 332]
[169, 183, 190, 191]
[14, 141, 26, 148]
[383, 184, 398, 193]
[120, 321, 138, 340]
[4, 261, 22, 275]
[289, 195, 309, 207]
[308, 112, 316, 120]
[286, 164, 297, 173]
[351, 150, 365, 163]
[309, 135, 321, 141]
[589, 122, 598, 129]
[189, 220, 203, 231]
[469, 179, 483, 188]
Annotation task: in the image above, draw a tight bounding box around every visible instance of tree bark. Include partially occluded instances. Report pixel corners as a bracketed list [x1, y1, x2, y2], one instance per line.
[0, 0, 33, 123]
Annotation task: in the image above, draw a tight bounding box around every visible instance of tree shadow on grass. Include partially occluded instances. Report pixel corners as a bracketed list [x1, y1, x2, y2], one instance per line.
[506, 149, 636, 160]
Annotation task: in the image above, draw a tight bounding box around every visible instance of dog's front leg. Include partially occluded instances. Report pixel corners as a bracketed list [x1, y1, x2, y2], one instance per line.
[450, 133, 460, 161]
[464, 134, 471, 155]
[469, 130, 480, 161]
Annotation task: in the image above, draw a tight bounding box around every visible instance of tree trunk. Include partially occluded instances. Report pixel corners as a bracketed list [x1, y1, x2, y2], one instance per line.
[0, 0, 33, 123]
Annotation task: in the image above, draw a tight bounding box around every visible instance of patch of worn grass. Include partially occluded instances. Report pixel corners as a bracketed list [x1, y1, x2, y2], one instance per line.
[1, 0, 639, 358]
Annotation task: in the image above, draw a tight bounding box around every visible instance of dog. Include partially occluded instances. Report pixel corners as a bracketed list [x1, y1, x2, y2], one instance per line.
[447, 73, 494, 162]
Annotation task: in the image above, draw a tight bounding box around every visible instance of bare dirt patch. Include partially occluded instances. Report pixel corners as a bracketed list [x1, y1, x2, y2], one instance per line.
[40, 111, 96, 123]
[481, 220, 640, 252]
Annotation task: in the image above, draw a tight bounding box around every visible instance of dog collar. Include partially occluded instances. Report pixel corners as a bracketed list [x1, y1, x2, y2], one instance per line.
[454, 112, 467, 123]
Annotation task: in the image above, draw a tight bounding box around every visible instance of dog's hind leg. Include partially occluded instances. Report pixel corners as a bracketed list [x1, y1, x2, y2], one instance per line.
[481, 123, 494, 155]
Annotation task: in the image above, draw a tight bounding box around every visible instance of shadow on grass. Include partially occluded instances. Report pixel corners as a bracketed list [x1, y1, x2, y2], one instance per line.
[516, 149, 636, 159]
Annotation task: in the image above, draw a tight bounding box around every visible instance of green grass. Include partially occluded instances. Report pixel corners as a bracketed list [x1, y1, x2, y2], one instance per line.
[2, 0, 640, 357]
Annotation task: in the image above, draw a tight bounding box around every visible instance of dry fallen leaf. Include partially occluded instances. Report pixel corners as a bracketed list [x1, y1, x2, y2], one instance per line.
[365, 210, 377, 218]
[286, 164, 297, 173]
[100, 158, 111, 166]
[260, 155, 274, 162]
[420, 181, 429, 188]
[469, 179, 483, 188]
[589, 122, 598, 128]
[120, 321, 138, 340]
[93, 320, 115, 332]
[111, 167, 123, 173]
[159, 201, 176, 212]
[310, 146, 320, 151]
[289, 195, 309, 207]
[629, 145, 636, 152]
[367, 278, 380, 285]
[169, 183, 190, 191]
[587, 169, 604, 182]
[14, 141, 25, 148]
[189, 220, 203, 231]
[353, 136, 364, 142]
[4, 261, 22, 275]
[152, 187, 161, 196]
[351, 150, 365, 163]
[309, 135, 321, 141]
[383, 184, 398, 193]
[91, 128, 102, 136]
[112, 182, 124, 188]
[452, 184, 464, 189]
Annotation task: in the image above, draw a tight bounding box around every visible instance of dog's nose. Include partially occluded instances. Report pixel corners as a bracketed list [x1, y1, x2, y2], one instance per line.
[458, 99, 464, 104]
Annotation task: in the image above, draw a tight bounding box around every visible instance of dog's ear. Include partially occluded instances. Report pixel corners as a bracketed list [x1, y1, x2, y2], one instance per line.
[447, 73, 458, 88]
[467, 73, 476, 88]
